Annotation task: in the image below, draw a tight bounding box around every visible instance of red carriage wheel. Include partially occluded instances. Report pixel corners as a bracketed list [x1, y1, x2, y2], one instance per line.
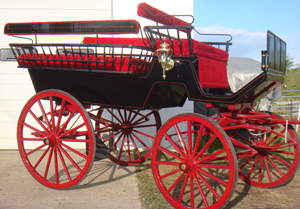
[94, 107, 161, 165]
[152, 113, 238, 209]
[17, 89, 95, 189]
[232, 113, 300, 188]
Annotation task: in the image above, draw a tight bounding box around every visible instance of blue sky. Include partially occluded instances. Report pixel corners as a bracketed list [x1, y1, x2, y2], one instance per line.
[193, 0, 300, 66]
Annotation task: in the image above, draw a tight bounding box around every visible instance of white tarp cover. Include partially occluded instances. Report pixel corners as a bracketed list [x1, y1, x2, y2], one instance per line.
[227, 57, 262, 93]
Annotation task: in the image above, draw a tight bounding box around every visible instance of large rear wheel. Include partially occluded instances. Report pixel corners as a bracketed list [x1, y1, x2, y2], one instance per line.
[17, 90, 95, 189]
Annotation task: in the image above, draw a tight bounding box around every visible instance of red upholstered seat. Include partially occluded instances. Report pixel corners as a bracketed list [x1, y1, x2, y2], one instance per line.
[155, 39, 229, 89]
[82, 37, 148, 46]
[18, 53, 148, 73]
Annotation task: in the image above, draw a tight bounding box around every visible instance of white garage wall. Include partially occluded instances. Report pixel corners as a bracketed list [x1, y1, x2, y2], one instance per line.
[0, 0, 193, 149]
[0, 0, 112, 149]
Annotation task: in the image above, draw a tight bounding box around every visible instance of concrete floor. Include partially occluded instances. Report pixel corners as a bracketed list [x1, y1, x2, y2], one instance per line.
[0, 151, 141, 209]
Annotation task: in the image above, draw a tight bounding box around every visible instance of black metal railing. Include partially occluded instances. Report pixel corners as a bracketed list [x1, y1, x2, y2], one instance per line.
[9, 43, 154, 74]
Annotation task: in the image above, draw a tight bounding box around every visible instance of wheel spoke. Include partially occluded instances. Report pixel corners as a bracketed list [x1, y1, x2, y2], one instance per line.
[133, 129, 155, 139]
[160, 169, 181, 179]
[44, 147, 53, 179]
[267, 155, 284, 177]
[158, 145, 183, 161]
[59, 144, 82, 172]
[197, 168, 228, 186]
[59, 122, 86, 138]
[156, 161, 181, 166]
[270, 150, 295, 155]
[57, 147, 72, 182]
[247, 156, 259, 178]
[269, 153, 292, 168]
[59, 139, 89, 143]
[194, 173, 210, 208]
[240, 156, 255, 170]
[28, 109, 48, 134]
[189, 174, 194, 209]
[103, 130, 122, 143]
[126, 135, 131, 162]
[167, 172, 185, 193]
[128, 134, 142, 159]
[26, 144, 46, 156]
[178, 173, 189, 204]
[197, 171, 221, 200]
[263, 157, 273, 182]
[131, 132, 152, 150]
[117, 135, 126, 161]
[49, 96, 56, 131]
[197, 148, 226, 163]
[188, 121, 192, 155]
[54, 148, 59, 184]
[57, 110, 76, 135]
[37, 99, 52, 131]
[107, 108, 123, 124]
[164, 133, 185, 158]
[61, 143, 87, 159]
[109, 133, 124, 152]
[258, 156, 263, 183]
[234, 132, 252, 145]
[23, 122, 47, 138]
[192, 123, 204, 157]
[195, 134, 217, 160]
[174, 123, 188, 155]
[33, 146, 50, 169]
[55, 99, 66, 133]
[132, 123, 158, 129]
[21, 137, 44, 141]
[198, 164, 230, 169]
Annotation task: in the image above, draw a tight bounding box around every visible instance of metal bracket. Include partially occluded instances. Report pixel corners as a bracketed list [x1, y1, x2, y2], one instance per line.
[0, 48, 17, 61]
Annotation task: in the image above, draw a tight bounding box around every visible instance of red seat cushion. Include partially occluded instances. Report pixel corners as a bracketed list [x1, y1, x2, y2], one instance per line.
[156, 39, 229, 89]
[82, 37, 148, 46]
[17, 53, 148, 73]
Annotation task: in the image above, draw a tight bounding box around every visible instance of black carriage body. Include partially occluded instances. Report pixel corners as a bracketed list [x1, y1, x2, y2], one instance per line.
[26, 52, 281, 110]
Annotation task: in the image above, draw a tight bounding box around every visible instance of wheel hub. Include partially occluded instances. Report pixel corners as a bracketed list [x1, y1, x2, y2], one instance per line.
[180, 157, 196, 172]
[121, 123, 133, 134]
[44, 133, 58, 147]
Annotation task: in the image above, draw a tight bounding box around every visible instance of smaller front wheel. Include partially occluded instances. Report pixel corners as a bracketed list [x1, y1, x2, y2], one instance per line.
[152, 113, 238, 209]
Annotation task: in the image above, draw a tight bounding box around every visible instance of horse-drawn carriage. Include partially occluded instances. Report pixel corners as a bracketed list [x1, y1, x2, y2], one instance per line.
[3, 2, 300, 208]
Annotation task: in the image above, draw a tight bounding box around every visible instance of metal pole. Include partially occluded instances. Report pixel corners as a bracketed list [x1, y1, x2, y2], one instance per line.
[297, 102, 300, 132]
[290, 99, 293, 120]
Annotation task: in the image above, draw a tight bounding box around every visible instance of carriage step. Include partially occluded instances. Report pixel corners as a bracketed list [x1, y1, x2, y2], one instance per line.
[94, 136, 110, 161]
[86, 136, 110, 161]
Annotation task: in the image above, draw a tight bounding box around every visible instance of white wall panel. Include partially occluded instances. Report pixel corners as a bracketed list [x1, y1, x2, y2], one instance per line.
[0, 0, 112, 149]
[0, 0, 193, 149]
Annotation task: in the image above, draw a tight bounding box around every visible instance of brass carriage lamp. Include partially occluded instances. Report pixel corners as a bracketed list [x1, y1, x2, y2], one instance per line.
[156, 41, 174, 79]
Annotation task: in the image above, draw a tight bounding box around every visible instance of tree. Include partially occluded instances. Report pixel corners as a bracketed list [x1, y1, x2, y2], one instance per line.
[286, 55, 295, 71]
[282, 55, 300, 90]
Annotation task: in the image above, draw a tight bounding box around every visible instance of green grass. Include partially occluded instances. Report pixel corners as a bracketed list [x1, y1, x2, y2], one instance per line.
[135, 160, 173, 209]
